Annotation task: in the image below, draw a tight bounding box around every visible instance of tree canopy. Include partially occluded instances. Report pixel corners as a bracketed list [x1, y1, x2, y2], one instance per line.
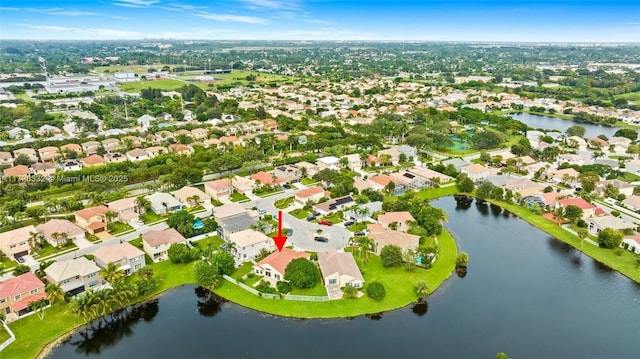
[284, 258, 320, 289]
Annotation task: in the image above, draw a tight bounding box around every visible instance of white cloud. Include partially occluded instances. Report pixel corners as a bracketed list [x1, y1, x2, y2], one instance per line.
[29, 25, 142, 38]
[28, 8, 96, 16]
[240, 0, 300, 10]
[0, 7, 20, 11]
[113, 0, 160, 8]
[194, 12, 267, 24]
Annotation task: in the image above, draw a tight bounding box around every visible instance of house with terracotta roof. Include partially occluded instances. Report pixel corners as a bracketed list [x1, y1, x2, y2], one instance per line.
[173, 186, 211, 208]
[228, 229, 275, 265]
[318, 248, 364, 298]
[0, 151, 14, 166]
[0, 272, 46, 321]
[294, 186, 326, 205]
[3, 165, 30, 179]
[557, 198, 597, 219]
[82, 154, 106, 167]
[219, 136, 242, 147]
[264, 118, 278, 131]
[93, 242, 145, 276]
[168, 144, 193, 156]
[107, 197, 141, 224]
[378, 211, 415, 232]
[13, 148, 38, 163]
[75, 205, 111, 234]
[45, 257, 102, 296]
[142, 228, 186, 262]
[36, 219, 85, 247]
[0, 225, 36, 259]
[250, 171, 282, 186]
[367, 224, 419, 255]
[365, 155, 382, 167]
[253, 248, 310, 286]
[204, 178, 234, 200]
[126, 148, 150, 162]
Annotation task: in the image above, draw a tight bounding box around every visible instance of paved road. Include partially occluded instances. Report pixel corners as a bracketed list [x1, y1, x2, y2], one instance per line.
[241, 188, 352, 252]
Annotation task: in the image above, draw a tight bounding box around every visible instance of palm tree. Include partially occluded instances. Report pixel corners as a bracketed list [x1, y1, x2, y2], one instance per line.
[187, 195, 201, 208]
[135, 196, 150, 214]
[28, 231, 44, 250]
[577, 228, 589, 250]
[90, 192, 106, 206]
[100, 262, 125, 284]
[46, 283, 66, 304]
[356, 236, 374, 262]
[553, 207, 565, 226]
[28, 298, 49, 320]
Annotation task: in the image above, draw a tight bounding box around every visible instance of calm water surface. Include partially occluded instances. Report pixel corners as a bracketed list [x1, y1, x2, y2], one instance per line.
[49, 197, 640, 359]
[508, 113, 625, 139]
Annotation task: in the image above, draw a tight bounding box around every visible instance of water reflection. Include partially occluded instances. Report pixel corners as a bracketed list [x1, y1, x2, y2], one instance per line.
[454, 195, 473, 210]
[490, 204, 502, 217]
[411, 300, 428, 317]
[475, 200, 489, 216]
[365, 312, 384, 320]
[195, 286, 226, 317]
[593, 260, 615, 273]
[65, 299, 159, 355]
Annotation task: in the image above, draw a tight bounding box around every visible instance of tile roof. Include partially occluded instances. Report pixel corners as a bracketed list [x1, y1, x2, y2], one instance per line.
[142, 228, 186, 247]
[93, 242, 145, 263]
[0, 272, 45, 299]
[255, 248, 310, 275]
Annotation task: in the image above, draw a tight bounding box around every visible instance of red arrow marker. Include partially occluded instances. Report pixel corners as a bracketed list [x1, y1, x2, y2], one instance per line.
[272, 210, 287, 252]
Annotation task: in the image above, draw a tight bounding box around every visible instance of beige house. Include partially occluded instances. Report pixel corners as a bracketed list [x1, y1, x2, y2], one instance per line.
[173, 186, 211, 208]
[232, 176, 256, 195]
[367, 224, 419, 255]
[213, 203, 252, 222]
[126, 148, 150, 162]
[75, 205, 111, 234]
[36, 219, 85, 247]
[228, 229, 276, 265]
[377, 211, 415, 232]
[31, 162, 57, 177]
[204, 178, 234, 200]
[253, 248, 310, 286]
[142, 228, 186, 262]
[318, 248, 364, 298]
[0, 225, 36, 259]
[377, 148, 401, 165]
[45, 257, 102, 296]
[81, 154, 107, 167]
[107, 197, 141, 224]
[13, 148, 38, 163]
[0, 151, 14, 166]
[93, 242, 146, 276]
[38, 146, 61, 163]
[0, 272, 46, 321]
[460, 164, 493, 182]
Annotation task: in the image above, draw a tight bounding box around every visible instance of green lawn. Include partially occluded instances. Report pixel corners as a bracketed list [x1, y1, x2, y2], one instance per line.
[256, 190, 284, 198]
[118, 79, 186, 92]
[214, 230, 457, 318]
[617, 171, 640, 182]
[129, 237, 143, 249]
[230, 193, 250, 202]
[191, 236, 224, 252]
[289, 283, 328, 297]
[274, 197, 294, 209]
[140, 211, 163, 224]
[34, 243, 78, 258]
[347, 222, 369, 232]
[489, 199, 640, 283]
[109, 222, 134, 236]
[320, 211, 343, 224]
[290, 208, 310, 219]
[0, 324, 11, 343]
[231, 262, 254, 280]
[300, 178, 317, 186]
[417, 185, 460, 200]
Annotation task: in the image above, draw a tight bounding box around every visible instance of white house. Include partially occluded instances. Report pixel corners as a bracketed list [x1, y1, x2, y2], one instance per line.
[145, 192, 184, 214]
[316, 156, 340, 170]
[318, 248, 364, 298]
[228, 229, 276, 265]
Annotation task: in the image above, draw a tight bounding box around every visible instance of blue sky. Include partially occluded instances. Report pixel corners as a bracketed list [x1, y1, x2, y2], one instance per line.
[0, 0, 638, 41]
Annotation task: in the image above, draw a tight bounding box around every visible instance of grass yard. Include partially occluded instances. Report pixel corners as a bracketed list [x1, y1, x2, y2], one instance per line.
[347, 222, 369, 232]
[118, 79, 186, 93]
[108, 222, 134, 235]
[417, 185, 460, 200]
[289, 283, 328, 297]
[191, 236, 224, 251]
[214, 230, 457, 318]
[290, 208, 310, 219]
[129, 237, 143, 249]
[140, 211, 163, 224]
[230, 193, 250, 202]
[0, 324, 11, 343]
[320, 211, 344, 224]
[34, 243, 78, 258]
[489, 199, 640, 283]
[617, 171, 640, 182]
[231, 262, 254, 280]
[300, 178, 317, 186]
[274, 197, 294, 209]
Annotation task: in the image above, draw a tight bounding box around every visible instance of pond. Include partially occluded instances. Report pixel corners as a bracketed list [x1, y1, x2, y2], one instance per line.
[508, 113, 627, 139]
[49, 196, 640, 359]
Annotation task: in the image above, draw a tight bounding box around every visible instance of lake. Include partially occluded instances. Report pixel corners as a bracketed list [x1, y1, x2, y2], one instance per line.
[49, 196, 640, 359]
[508, 113, 626, 139]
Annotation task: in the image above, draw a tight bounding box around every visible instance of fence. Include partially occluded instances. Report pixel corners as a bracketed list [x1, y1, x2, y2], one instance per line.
[0, 321, 16, 352]
[283, 294, 330, 302]
[222, 275, 280, 299]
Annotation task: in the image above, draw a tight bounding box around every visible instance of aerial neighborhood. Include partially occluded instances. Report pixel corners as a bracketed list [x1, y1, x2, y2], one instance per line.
[0, 41, 639, 357]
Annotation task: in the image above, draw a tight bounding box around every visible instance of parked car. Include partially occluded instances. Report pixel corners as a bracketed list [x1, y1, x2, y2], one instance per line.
[344, 220, 355, 227]
[282, 184, 291, 190]
[354, 231, 365, 237]
[314, 236, 329, 243]
[16, 256, 25, 263]
[258, 209, 267, 215]
[286, 228, 293, 236]
[306, 215, 317, 221]
[319, 221, 333, 226]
